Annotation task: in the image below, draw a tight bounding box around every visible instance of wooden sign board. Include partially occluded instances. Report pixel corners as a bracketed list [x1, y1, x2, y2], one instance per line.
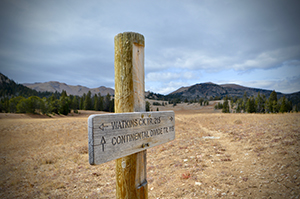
[88, 111, 175, 165]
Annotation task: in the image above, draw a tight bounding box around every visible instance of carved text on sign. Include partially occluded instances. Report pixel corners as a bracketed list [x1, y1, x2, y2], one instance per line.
[88, 111, 175, 165]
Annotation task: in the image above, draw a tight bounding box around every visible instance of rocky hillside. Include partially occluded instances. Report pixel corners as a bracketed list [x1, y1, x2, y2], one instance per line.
[23, 81, 114, 96]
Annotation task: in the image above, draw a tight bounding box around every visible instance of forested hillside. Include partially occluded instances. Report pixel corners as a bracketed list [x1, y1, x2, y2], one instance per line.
[0, 73, 114, 115]
[0, 73, 53, 98]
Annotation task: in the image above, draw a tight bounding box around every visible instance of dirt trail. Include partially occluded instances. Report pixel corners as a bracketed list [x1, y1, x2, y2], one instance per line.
[0, 112, 299, 198]
[197, 122, 263, 197]
[188, 114, 300, 198]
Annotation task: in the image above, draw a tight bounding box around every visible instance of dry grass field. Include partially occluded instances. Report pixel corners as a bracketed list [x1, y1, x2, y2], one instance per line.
[0, 107, 299, 198]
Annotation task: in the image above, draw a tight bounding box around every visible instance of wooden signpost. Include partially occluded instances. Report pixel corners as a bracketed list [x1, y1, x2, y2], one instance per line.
[88, 111, 175, 165]
[88, 32, 175, 199]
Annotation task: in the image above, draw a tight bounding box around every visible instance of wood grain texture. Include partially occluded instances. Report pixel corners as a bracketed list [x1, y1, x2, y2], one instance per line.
[88, 111, 175, 165]
[114, 32, 145, 114]
[114, 32, 147, 199]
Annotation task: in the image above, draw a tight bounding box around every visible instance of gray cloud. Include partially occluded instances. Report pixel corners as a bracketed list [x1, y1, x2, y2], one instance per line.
[1, 0, 300, 94]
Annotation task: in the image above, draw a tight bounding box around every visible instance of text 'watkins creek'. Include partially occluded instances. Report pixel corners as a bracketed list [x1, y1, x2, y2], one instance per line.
[111, 117, 161, 130]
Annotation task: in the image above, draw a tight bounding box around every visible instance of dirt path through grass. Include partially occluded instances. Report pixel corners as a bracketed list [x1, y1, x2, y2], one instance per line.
[0, 113, 299, 198]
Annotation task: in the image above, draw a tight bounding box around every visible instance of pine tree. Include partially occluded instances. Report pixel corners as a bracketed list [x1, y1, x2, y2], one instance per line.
[59, 90, 70, 115]
[246, 97, 256, 113]
[84, 91, 93, 110]
[98, 93, 104, 111]
[1, 97, 9, 113]
[72, 96, 79, 111]
[255, 92, 264, 113]
[222, 96, 230, 113]
[146, 101, 151, 111]
[272, 100, 278, 113]
[59, 96, 70, 115]
[279, 96, 287, 113]
[50, 99, 60, 114]
[269, 90, 277, 102]
[109, 98, 114, 112]
[80, 94, 85, 110]
[103, 93, 111, 112]
[93, 94, 99, 111]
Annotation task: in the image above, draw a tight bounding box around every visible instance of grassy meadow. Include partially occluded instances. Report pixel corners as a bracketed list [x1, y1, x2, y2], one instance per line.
[0, 108, 299, 198]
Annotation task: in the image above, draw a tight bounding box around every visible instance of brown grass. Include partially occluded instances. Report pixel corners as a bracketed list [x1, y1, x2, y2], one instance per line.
[0, 110, 299, 198]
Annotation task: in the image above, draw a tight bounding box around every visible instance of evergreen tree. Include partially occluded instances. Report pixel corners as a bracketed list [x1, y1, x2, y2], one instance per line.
[84, 91, 93, 110]
[266, 90, 277, 113]
[72, 96, 79, 111]
[246, 97, 256, 113]
[255, 92, 264, 113]
[279, 96, 287, 113]
[80, 94, 85, 110]
[103, 93, 111, 112]
[243, 91, 248, 101]
[0, 97, 9, 113]
[59, 91, 70, 115]
[272, 100, 278, 113]
[98, 93, 104, 111]
[61, 90, 67, 98]
[222, 96, 230, 113]
[109, 98, 114, 112]
[235, 98, 243, 113]
[269, 90, 277, 102]
[287, 101, 293, 112]
[242, 92, 248, 112]
[93, 94, 99, 111]
[51, 100, 60, 114]
[146, 101, 151, 111]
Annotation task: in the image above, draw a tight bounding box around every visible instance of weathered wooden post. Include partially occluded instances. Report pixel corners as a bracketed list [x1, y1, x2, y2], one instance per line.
[114, 32, 147, 198]
[88, 32, 175, 199]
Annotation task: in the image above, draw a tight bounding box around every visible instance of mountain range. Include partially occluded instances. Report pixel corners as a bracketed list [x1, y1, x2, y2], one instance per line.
[1, 73, 299, 107]
[167, 82, 300, 106]
[169, 82, 280, 98]
[23, 81, 114, 96]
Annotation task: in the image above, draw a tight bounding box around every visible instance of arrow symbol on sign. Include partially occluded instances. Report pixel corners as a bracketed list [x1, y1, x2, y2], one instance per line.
[100, 136, 106, 152]
[99, 123, 108, 131]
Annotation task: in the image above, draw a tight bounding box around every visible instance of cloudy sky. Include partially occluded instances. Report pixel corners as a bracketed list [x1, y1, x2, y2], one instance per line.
[1, 0, 300, 94]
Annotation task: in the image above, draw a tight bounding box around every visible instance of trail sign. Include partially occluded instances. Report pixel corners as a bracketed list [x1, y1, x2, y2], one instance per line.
[88, 111, 175, 165]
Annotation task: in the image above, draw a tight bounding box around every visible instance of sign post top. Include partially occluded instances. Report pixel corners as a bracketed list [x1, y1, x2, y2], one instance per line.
[114, 32, 145, 47]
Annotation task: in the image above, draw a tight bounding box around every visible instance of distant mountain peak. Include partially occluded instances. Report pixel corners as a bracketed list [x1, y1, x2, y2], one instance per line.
[23, 81, 114, 96]
[220, 83, 248, 90]
[203, 82, 216, 85]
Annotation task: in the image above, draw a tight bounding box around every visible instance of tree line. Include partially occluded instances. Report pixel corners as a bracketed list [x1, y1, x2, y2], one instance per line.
[0, 90, 114, 115]
[215, 91, 296, 113]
